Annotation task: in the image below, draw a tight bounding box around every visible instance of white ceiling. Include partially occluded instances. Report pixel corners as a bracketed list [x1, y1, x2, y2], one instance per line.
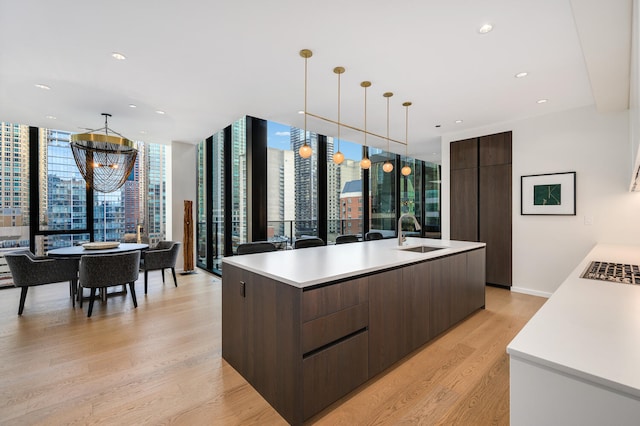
[0, 0, 632, 163]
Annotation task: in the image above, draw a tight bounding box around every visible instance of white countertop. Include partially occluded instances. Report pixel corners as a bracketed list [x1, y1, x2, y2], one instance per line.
[222, 237, 485, 288]
[507, 243, 640, 398]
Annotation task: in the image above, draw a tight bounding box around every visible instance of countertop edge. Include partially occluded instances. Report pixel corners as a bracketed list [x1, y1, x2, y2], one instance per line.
[222, 238, 485, 288]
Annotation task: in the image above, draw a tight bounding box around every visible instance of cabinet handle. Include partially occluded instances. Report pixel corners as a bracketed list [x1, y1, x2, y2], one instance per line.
[240, 281, 245, 297]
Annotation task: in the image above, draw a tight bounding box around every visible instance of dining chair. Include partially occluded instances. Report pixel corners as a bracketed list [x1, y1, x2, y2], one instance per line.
[78, 251, 140, 317]
[294, 237, 325, 249]
[335, 234, 359, 244]
[140, 241, 181, 294]
[365, 231, 384, 241]
[4, 250, 79, 315]
[236, 241, 277, 255]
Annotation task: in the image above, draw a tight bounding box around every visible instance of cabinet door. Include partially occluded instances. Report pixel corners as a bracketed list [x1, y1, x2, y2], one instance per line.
[480, 163, 512, 286]
[405, 261, 431, 350]
[368, 268, 410, 377]
[303, 330, 368, 420]
[466, 248, 486, 312]
[479, 132, 512, 166]
[451, 168, 478, 241]
[450, 138, 478, 170]
[301, 277, 368, 354]
[221, 263, 248, 372]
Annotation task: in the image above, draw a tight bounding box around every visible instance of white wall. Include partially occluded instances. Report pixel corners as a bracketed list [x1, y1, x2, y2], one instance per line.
[170, 141, 197, 271]
[442, 105, 640, 297]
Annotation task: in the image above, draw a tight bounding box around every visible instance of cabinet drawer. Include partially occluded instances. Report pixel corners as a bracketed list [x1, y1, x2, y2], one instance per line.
[302, 276, 368, 322]
[303, 330, 368, 420]
[302, 302, 368, 354]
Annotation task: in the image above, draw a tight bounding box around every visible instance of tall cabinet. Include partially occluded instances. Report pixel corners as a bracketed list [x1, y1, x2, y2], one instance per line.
[450, 131, 512, 287]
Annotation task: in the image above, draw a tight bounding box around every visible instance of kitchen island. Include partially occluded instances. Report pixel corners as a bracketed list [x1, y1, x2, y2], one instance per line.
[507, 244, 640, 425]
[222, 237, 486, 425]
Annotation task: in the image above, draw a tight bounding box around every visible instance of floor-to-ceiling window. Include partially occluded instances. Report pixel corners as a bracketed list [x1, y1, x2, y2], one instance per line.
[0, 123, 168, 262]
[424, 162, 442, 238]
[197, 116, 441, 275]
[329, 139, 364, 242]
[266, 121, 320, 246]
[399, 156, 422, 237]
[230, 118, 247, 254]
[369, 147, 396, 236]
[0, 123, 29, 287]
[266, 121, 296, 248]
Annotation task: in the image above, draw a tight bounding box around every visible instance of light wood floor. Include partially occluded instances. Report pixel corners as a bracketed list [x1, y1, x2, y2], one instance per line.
[0, 270, 546, 425]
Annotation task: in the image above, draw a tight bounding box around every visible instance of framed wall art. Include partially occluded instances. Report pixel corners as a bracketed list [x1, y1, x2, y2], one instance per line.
[521, 171, 576, 215]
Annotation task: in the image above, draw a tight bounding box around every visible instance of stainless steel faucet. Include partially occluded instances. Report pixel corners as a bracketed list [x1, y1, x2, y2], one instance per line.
[398, 213, 421, 246]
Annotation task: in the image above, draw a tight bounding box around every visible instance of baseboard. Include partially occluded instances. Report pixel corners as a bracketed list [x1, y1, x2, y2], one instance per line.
[510, 286, 552, 299]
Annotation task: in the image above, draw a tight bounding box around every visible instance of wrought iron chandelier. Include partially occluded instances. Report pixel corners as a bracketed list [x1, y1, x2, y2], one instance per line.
[70, 113, 137, 193]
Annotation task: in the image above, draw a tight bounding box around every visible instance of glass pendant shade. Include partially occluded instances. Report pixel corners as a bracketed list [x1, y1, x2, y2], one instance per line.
[299, 142, 312, 159]
[401, 165, 412, 176]
[333, 151, 345, 164]
[360, 156, 371, 169]
[383, 161, 394, 173]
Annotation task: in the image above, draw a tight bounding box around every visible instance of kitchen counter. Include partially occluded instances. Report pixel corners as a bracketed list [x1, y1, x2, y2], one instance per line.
[222, 237, 485, 288]
[507, 243, 640, 424]
[222, 237, 486, 424]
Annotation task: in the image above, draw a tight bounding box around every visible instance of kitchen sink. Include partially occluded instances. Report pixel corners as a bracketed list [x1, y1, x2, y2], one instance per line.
[400, 245, 444, 253]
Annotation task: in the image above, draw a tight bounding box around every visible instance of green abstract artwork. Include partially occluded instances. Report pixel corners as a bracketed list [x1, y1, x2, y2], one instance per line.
[533, 184, 561, 205]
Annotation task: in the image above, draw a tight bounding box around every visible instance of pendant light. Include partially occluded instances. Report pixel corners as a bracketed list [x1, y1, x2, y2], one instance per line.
[360, 81, 372, 170]
[382, 92, 394, 173]
[298, 49, 313, 159]
[401, 102, 412, 176]
[70, 113, 137, 193]
[332, 66, 345, 165]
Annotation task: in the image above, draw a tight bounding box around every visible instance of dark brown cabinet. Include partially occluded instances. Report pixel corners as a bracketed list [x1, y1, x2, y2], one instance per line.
[450, 132, 512, 287]
[368, 268, 409, 376]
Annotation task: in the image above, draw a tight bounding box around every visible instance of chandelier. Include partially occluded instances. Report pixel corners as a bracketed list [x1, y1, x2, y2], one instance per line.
[70, 113, 137, 193]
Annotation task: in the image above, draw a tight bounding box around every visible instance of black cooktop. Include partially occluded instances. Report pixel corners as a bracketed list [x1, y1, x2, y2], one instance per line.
[581, 261, 640, 285]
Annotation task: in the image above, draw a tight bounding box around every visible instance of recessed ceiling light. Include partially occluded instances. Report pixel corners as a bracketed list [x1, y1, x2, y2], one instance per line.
[298, 110, 305, 115]
[140, 130, 146, 134]
[455, 120, 463, 124]
[537, 99, 548, 104]
[35, 84, 51, 90]
[515, 72, 528, 78]
[155, 110, 165, 115]
[478, 23, 493, 34]
[45, 115, 56, 120]
[435, 124, 441, 128]
[111, 52, 126, 60]
[129, 104, 137, 108]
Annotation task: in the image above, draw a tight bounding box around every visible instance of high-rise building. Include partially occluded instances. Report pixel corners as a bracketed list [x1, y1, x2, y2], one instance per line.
[267, 147, 295, 240]
[142, 142, 167, 245]
[291, 127, 318, 237]
[0, 122, 29, 247]
[230, 118, 247, 250]
[41, 129, 89, 249]
[325, 136, 341, 238]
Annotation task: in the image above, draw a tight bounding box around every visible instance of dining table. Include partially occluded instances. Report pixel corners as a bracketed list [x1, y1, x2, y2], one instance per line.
[47, 242, 149, 301]
[47, 242, 149, 258]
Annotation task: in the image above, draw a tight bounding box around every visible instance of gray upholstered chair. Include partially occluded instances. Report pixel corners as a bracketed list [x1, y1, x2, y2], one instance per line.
[365, 231, 384, 241]
[4, 250, 79, 315]
[140, 241, 181, 294]
[294, 237, 325, 249]
[78, 251, 140, 317]
[335, 234, 359, 244]
[236, 241, 277, 255]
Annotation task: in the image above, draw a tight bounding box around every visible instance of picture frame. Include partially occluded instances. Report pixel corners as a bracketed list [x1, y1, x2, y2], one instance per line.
[521, 171, 576, 215]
